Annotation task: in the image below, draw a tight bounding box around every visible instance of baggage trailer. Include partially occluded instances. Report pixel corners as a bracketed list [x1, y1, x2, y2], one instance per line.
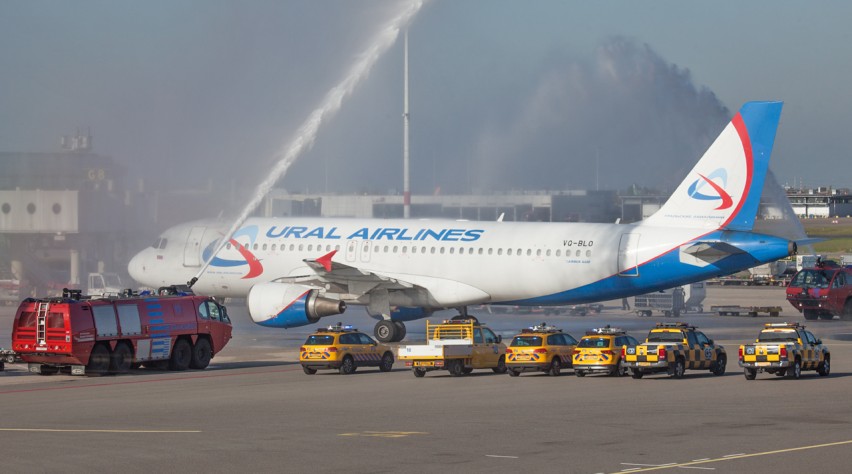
[712, 305, 781, 317]
[11, 287, 232, 375]
[633, 284, 706, 317]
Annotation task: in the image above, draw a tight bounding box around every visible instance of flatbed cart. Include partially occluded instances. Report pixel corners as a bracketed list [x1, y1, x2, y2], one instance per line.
[712, 305, 781, 317]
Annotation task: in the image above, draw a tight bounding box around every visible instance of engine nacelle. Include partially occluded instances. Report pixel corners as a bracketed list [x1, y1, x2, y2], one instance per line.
[248, 282, 346, 328]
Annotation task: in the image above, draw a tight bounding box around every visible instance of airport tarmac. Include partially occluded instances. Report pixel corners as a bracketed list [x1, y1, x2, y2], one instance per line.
[2, 286, 852, 473]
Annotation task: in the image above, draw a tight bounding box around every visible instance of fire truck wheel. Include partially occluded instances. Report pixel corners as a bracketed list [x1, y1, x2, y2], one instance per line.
[38, 365, 59, 376]
[190, 338, 213, 370]
[493, 355, 507, 374]
[843, 300, 852, 321]
[379, 352, 394, 372]
[169, 339, 192, 371]
[803, 310, 818, 321]
[86, 344, 111, 376]
[109, 343, 133, 373]
[339, 355, 356, 375]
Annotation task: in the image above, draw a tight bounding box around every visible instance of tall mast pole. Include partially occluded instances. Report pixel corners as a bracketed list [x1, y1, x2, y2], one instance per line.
[403, 29, 411, 219]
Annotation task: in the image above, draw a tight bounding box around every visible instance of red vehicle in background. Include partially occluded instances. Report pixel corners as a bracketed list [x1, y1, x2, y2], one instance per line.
[11, 286, 232, 375]
[786, 260, 852, 321]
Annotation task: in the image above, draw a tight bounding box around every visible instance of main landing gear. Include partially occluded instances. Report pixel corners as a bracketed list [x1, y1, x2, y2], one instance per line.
[374, 320, 407, 343]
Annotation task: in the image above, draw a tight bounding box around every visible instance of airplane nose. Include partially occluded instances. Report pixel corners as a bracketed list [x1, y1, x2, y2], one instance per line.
[127, 251, 147, 283]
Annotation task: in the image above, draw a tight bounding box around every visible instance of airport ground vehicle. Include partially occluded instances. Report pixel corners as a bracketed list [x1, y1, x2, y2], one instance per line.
[86, 272, 124, 296]
[622, 322, 727, 379]
[0, 277, 20, 305]
[0, 348, 21, 371]
[11, 287, 232, 375]
[633, 283, 706, 317]
[572, 327, 640, 377]
[785, 261, 852, 320]
[712, 305, 781, 317]
[505, 323, 577, 376]
[397, 318, 507, 377]
[739, 322, 830, 380]
[299, 323, 394, 375]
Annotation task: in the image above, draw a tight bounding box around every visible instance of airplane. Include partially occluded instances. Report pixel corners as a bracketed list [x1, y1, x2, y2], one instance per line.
[129, 101, 800, 343]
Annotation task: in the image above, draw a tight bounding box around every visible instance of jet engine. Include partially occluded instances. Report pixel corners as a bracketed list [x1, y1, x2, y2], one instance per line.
[248, 282, 346, 328]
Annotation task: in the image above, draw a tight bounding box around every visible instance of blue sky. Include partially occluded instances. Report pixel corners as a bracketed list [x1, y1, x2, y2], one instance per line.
[1, 1, 849, 199]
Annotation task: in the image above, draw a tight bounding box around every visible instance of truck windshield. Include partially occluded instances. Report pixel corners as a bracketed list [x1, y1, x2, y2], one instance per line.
[757, 331, 799, 342]
[790, 269, 833, 289]
[647, 332, 684, 343]
[103, 274, 121, 287]
[510, 336, 542, 347]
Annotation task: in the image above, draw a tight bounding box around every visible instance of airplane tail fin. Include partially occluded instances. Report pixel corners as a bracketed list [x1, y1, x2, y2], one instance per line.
[645, 101, 783, 231]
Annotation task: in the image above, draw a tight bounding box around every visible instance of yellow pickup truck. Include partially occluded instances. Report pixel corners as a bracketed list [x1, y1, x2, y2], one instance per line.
[396, 318, 507, 377]
[622, 322, 727, 379]
[738, 322, 830, 379]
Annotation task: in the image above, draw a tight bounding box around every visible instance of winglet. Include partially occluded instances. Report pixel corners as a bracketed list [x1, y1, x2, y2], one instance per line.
[315, 250, 337, 272]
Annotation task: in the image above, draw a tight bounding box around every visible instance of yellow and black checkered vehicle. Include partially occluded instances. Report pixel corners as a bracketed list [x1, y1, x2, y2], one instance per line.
[738, 322, 830, 380]
[300, 323, 395, 375]
[622, 322, 727, 379]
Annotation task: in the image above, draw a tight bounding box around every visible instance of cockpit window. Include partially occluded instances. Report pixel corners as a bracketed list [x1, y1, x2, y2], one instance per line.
[151, 238, 169, 249]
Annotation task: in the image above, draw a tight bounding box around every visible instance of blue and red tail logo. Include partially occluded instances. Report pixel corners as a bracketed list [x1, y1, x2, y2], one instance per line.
[202, 226, 264, 279]
[687, 169, 734, 210]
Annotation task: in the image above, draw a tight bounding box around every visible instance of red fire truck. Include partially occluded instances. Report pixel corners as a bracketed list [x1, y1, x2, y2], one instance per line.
[11, 287, 232, 375]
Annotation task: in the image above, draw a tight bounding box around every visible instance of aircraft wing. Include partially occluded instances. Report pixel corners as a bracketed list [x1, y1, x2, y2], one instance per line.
[277, 250, 419, 296]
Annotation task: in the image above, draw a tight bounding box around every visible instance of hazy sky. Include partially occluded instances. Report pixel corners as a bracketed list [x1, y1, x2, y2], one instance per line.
[2, 1, 850, 203]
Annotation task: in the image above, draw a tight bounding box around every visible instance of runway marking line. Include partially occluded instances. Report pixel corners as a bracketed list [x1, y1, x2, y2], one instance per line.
[0, 366, 303, 396]
[0, 428, 200, 433]
[338, 431, 427, 438]
[485, 455, 519, 459]
[611, 439, 852, 473]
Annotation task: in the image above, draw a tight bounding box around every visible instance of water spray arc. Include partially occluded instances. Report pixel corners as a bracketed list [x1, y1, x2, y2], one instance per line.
[189, 0, 427, 287]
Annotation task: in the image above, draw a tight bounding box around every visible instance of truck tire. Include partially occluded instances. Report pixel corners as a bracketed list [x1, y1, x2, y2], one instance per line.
[548, 357, 562, 376]
[448, 359, 464, 376]
[169, 339, 192, 371]
[492, 355, 508, 374]
[803, 310, 818, 321]
[712, 355, 727, 376]
[843, 300, 852, 321]
[109, 342, 133, 373]
[672, 358, 685, 379]
[86, 343, 111, 376]
[819, 313, 834, 320]
[413, 367, 426, 377]
[190, 338, 212, 370]
[787, 358, 802, 379]
[744, 368, 757, 380]
[818, 356, 830, 376]
[379, 352, 394, 372]
[339, 355, 356, 375]
[631, 369, 644, 379]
